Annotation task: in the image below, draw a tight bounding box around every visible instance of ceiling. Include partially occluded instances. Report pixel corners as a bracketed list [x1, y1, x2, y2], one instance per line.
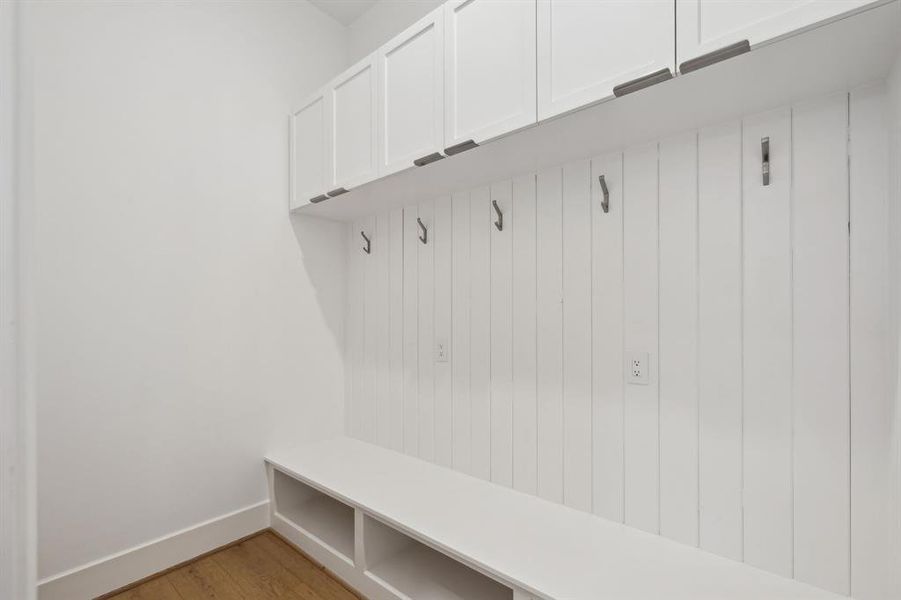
[309, 0, 378, 26]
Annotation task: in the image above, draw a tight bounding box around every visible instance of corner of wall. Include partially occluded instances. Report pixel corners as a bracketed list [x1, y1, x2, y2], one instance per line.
[1, 0, 37, 598]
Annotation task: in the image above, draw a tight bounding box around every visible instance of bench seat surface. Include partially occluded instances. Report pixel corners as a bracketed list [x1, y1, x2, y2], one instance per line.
[266, 437, 842, 600]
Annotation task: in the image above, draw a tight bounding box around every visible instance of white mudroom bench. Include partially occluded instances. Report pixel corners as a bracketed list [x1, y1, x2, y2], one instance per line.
[265, 437, 842, 600]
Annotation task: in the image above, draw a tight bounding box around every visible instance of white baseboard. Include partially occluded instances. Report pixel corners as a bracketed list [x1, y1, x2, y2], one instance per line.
[37, 500, 270, 600]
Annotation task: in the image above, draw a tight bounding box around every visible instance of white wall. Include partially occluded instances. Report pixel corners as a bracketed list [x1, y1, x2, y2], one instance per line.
[347, 0, 444, 64]
[345, 87, 897, 598]
[24, 0, 349, 590]
[887, 53, 901, 600]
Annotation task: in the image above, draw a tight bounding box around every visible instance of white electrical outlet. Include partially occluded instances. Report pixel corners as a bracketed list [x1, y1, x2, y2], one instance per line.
[436, 341, 449, 363]
[626, 351, 649, 385]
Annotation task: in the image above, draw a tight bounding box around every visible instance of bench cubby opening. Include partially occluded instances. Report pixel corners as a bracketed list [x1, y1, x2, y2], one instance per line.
[272, 469, 355, 564]
[362, 513, 513, 600]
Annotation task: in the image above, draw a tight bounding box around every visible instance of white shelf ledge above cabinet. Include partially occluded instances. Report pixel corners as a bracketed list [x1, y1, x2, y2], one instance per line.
[292, 0, 899, 222]
[266, 437, 846, 600]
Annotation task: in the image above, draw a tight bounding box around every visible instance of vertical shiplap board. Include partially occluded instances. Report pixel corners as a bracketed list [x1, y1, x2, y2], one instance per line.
[344, 224, 351, 435]
[849, 84, 891, 600]
[658, 132, 699, 547]
[622, 143, 660, 534]
[590, 152, 624, 523]
[434, 196, 454, 468]
[403, 205, 419, 456]
[742, 108, 793, 577]
[512, 175, 538, 495]
[347, 222, 365, 439]
[562, 160, 592, 512]
[388, 208, 405, 452]
[536, 167, 564, 503]
[452, 191, 472, 474]
[793, 93, 850, 595]
[491, 181, 514, 486]
[375, 212, 392, 448]
[698, 121, 743, 561]
[362, 214, 379, 443]
[418, 199, 436, 463]
[470, 187, 492, 481]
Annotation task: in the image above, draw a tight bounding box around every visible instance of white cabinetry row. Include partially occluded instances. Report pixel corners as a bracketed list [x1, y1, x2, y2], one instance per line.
[291, 0, 878, 210]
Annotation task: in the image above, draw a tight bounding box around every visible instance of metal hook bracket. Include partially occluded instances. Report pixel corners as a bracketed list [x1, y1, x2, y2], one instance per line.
[361, 231, 371, 254]
[761, 137, 770, 186]
[598, 175, 609, 214]
[492, 200, 503, 231]
[417, 218, 428, 244]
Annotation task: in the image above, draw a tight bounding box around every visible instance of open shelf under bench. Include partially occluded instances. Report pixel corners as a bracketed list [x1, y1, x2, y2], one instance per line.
[363, 513, 512, 600]
[266, 437, 845, 600]
[271, 469, 355, 564]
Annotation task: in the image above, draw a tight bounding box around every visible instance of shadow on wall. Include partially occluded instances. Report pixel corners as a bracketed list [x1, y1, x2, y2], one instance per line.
[288, 213, 347, 361]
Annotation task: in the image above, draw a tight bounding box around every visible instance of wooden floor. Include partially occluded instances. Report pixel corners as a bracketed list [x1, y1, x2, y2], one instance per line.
[104, 531, 360, 600]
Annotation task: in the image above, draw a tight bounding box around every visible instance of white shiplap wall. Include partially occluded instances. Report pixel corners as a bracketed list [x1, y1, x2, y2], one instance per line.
[344, 87, 894, 598]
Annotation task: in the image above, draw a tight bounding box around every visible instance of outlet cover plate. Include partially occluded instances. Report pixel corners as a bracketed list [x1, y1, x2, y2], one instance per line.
[436, 341, 449, 363]
[626, 351, 649, 385]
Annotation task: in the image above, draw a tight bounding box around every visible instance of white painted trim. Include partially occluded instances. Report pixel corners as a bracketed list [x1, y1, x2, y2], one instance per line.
[37, 501, 270, 600]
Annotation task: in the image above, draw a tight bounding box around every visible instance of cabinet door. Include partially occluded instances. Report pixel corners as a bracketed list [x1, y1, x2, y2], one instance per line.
[378, 10, 445, 176]
[329, 54, 379, 191]
[444, 0, 537, 148]
[290, 91, 331, 209]
[677, 0, 876, 65]
[537, 0, 674, 120]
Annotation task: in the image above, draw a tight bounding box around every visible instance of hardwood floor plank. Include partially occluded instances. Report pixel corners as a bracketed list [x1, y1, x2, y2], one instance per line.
[108, 572, 185, 600]
[254, 533, 359, 600]
[166, 555, 246, 600]
[210, 545, 287, 599]
[99, 531, 360, 600]
[222, 537, 322, 600]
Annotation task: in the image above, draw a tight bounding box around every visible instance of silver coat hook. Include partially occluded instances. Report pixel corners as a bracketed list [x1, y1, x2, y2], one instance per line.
[492, 200, 503, 231]
[361, 231, 371, 254]
[598, 175, 609, 213]
[417, 217, 427, 244]
[761, 136, 770, 186]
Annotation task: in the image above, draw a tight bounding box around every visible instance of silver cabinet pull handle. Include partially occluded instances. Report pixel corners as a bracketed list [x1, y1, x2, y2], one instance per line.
[309, 194, 329, 204]
[443, 139, 479, 156]
[413, 152, 445, 167]
[613, 68, 673, 97]
[327, 187, 348, 197]
[761, 137, 770, 186]
[680, 40, 750, 75]
[361, 231, 371, 255]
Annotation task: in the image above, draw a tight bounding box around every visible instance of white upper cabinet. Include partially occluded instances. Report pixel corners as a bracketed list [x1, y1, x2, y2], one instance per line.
[290, 91, 331, 209]
[444, 0, 537, 150]
[677, 0, 878, 66]
[537, 0, 675, 120]
[378, 11, 445, 176]
[329, 54, 379, 192]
